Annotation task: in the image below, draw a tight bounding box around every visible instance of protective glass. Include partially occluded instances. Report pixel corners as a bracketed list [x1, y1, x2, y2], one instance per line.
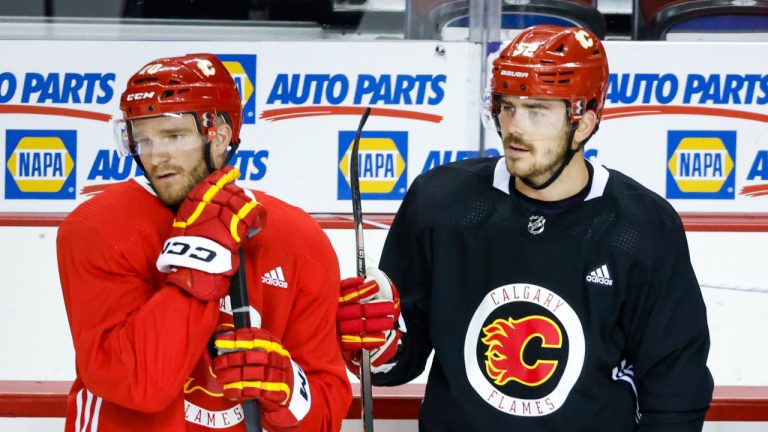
[480, 86, 496, 131]
[494, 95, 570, 131]
[113, 113, 205, 158]
[113, 118, 132, 157]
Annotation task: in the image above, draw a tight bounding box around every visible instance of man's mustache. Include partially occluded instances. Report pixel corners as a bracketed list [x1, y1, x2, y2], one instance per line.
[504, 134, 532, 151]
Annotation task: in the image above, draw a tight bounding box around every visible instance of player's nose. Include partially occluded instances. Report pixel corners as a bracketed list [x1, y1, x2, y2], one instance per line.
[147, 143, 172, 166]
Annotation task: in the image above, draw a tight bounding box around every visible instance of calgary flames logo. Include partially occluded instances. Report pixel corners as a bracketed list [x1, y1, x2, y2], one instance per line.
[465, 284, 584, 417]
[481, 316, 563, 387]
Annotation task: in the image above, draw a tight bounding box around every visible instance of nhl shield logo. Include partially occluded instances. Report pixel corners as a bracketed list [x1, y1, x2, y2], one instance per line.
[528, 215, 546, 235]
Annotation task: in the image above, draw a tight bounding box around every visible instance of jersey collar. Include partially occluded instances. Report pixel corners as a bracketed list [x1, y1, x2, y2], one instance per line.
[492, 156, 609, 201]
[131, 176, 157, 197]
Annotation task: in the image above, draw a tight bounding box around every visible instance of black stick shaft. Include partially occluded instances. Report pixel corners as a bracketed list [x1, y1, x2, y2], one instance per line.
[230, 248, 262, 431]
[350, 107, 374, 431]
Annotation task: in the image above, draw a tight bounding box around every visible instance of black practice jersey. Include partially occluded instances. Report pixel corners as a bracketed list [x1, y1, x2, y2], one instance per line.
[373, 157, 713, 432]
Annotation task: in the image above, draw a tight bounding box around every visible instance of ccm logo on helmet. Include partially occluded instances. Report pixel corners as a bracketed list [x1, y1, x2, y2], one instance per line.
[126, 92, 155, 101]
[500, 70, 529, 78]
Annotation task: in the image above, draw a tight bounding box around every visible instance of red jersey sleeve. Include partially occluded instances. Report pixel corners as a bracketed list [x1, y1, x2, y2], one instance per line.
[57, 182, 221, 413]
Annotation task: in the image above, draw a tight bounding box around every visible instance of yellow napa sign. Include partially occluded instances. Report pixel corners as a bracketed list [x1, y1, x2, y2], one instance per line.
[6, 136, 75, 193]
[339, 137, 406, 194]
[667, 137, 734, 193]
[223, 61, 254, 110]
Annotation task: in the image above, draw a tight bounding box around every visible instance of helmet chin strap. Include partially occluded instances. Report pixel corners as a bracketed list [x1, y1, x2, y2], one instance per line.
[131, 154, 147, 179]
[203, 140, 216, 173]
[204, 137, 241, 174]
[520, 123, 579, 191]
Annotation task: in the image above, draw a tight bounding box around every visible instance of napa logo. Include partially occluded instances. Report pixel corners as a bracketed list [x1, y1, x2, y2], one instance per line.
[666, 130, 736, 199]
[5, 129, 76, 199]
[218, 54, 256, 124]
[338, 131, 407, 200]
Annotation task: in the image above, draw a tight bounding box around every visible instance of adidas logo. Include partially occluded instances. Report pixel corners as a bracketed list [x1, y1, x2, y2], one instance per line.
[262, 266, 288, 289]
[586, 264, 613, 286]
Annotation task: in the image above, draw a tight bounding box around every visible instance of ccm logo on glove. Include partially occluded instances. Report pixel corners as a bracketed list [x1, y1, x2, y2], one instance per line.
[158, 236, 231, 273]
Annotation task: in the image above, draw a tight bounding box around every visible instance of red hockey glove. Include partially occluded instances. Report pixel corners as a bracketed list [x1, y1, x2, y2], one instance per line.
[337, 267, 402, 374]
[212, 327, 311, 432]
[157, 166, 265, 301]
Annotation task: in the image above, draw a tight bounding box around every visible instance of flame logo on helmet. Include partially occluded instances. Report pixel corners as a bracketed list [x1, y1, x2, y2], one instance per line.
[196, 59, 216, 77]
[481, 316, 563, 387]
[574, 29, 595, 49]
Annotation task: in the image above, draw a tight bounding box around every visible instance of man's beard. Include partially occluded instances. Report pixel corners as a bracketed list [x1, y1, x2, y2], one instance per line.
[504, 132, 571, 187]
[154, 158, 210, 207]
[160, 163, 208, 206]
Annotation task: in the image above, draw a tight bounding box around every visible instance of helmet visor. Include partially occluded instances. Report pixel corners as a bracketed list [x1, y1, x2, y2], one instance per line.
[113, 118, 132, 157]
[113, 113, 206, 159]
[493, 94, 570, 131]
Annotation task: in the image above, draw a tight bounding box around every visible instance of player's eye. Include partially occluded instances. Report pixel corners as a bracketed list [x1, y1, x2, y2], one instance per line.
[135, 137, 151, 147]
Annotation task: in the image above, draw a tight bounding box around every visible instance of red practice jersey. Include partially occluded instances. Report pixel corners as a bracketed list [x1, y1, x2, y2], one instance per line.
[57, 178, 351, 431]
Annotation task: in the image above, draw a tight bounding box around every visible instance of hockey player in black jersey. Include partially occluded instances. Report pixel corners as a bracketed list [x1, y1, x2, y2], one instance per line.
[337, 25, 713, 431]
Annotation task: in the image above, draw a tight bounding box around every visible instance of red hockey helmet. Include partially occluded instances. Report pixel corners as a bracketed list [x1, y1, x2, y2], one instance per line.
[116, 53, 242, 157]
[490, 25, 609, 127]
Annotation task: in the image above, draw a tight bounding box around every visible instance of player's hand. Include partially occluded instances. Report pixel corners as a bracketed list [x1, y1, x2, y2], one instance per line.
[212, 327, 311, 432]
[157, 166, 265, 301]
[337, 267, 402, 373]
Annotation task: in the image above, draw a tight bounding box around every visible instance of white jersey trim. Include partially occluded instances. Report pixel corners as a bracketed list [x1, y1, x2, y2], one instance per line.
[585, 159, 609, 201]
[75, 388, 102, 432]
[492, 157, 511, 195]
[491, 157, 610, 200]
[131, 176, 157, 196]
[612, 359, 642, 423]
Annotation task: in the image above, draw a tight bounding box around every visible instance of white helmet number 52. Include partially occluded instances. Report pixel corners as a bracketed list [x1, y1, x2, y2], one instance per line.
[512, 42, 540, 57]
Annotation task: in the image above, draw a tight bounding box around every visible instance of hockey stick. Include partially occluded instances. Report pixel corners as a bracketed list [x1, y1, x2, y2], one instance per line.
[350, 106, 374, 431]
[230, 248, 262, 432]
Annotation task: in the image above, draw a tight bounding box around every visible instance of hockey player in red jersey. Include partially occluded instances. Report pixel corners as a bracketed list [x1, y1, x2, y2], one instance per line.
[337, 26, 713, 431]
[57, 53, 351, 431]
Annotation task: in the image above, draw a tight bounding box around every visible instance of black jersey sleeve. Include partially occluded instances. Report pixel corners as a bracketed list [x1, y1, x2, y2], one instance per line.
[372, 175, 435, 386]
[623, 211, 713, 431]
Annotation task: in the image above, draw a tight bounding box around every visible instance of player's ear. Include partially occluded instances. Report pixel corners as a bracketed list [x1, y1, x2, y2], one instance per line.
[208, 122, 233, 169]
[211, 123, 232, 157]
[573, 110, 598, 147]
